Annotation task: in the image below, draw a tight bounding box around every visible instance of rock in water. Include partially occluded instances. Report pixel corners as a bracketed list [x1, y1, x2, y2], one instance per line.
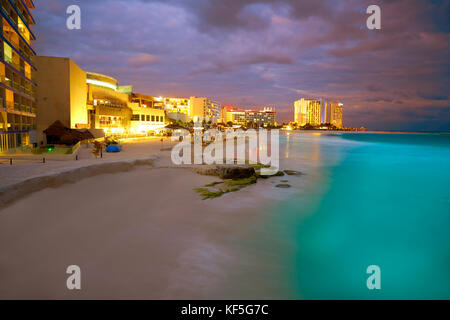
[276, 184, 291, 188]
[217, 165, 255, 179]
[195, 165, 255, 180]
[284, 170, 302, 176]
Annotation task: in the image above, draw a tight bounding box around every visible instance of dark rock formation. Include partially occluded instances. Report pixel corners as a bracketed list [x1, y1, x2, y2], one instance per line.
[195, 165, 255, 180]
[283, 170, 302, 176]
[275, 184, 291, 188]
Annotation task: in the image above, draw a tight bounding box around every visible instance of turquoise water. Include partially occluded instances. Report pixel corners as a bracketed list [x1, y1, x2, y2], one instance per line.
[273, 132, 450, 299]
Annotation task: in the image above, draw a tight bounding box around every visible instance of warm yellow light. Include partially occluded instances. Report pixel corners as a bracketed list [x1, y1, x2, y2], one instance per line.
[110, 128, 125, 134]
[86, 79, 117, 91]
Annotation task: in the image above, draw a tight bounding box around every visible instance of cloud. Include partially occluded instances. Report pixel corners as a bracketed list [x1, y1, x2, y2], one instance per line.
[127, 54, 160, 68]
[33, 0, 450, 131]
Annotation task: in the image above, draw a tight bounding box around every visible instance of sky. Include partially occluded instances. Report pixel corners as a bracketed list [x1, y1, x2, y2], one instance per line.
[34, 0, 449, 131]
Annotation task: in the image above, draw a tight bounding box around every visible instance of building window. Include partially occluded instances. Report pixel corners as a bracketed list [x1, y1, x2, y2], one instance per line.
[141, 115, 145, 121]
[155, 116, 159, 122]
[131, 114, 139, 121]
[160, 116, 164, 122]
[3, 43, 13, 65]
[151, 115, 155, 122]
[146, 115, 150, 121]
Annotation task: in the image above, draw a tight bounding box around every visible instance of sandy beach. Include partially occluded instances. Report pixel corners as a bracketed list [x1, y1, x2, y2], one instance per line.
[0, 137, 299, 299]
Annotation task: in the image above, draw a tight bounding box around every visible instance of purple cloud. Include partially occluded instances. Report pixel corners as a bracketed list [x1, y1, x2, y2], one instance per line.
[33, 0, 450, 131]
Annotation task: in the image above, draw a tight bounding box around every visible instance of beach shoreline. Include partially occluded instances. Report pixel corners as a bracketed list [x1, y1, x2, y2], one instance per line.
[0, 137, 299, 299]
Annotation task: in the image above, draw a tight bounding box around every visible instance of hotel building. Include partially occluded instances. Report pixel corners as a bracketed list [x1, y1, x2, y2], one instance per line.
[245, 107, 276, 127]
[294, 98, 321, 126]
[35, 56, 86, 144]
[86, 71, 133, 135]
[129, 92, 165, 134]
[35, 56, 166, 143]
[0, 0, 36, 152]
[163, 97, 191, 123]
[222, 106, 277, 127]
[190, 96, 220, 123]
[324, 101, 343, 128]
[223, 106, 246, 126]
[163, 97, 190, 115]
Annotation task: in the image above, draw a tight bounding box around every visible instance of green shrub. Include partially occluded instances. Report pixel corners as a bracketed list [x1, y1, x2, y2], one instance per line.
[194, 188, 225, 200]
[204, 181, 223, 187]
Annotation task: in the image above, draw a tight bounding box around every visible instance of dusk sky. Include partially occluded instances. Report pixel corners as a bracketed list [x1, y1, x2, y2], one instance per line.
[35, 0, 449, 131]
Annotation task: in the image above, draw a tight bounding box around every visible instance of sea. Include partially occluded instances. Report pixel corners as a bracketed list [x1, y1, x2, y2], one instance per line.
[252, 132, 450, 299]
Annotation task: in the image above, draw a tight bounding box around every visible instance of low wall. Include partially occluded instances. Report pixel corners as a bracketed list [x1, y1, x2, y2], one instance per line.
[0, 138, 104, 161]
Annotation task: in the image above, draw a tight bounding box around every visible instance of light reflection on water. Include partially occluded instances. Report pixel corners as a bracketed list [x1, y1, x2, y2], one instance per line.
[265, 132, 450, 299]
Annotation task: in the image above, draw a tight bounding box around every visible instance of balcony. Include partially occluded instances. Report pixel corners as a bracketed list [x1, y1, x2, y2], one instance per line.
[0, 4, 35, 54]
[1, 58, 37, 91]
[2, 32, 35, 66]
[9, 0, 35, 31]
[0, 99, 35, 114]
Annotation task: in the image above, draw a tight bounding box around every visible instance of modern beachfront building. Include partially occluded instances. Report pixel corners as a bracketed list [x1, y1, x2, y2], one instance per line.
[163, 97, 190, 115]
[223, 106, 246, 126]
[245, 107, 276, 127]
[222, 105, 277, 127]
[324, 101, 343, 128]
[35, 57, 133, 141]
[129, 92, 165, 134]
[190, 96, 220, 123]
[0, 0, 36, 152]
[86, 72, 132, 135]
[35, 56, 168, 143]
[162, 97, 191, 123]
[294, 98, 322, 126]
[35, 56, 87, 144]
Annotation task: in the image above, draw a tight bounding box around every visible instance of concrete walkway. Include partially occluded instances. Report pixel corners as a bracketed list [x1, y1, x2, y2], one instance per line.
[0, 137, 175, 189]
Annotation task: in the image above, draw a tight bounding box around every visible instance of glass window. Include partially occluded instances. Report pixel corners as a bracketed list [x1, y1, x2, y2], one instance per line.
[3, 43, 13, 65]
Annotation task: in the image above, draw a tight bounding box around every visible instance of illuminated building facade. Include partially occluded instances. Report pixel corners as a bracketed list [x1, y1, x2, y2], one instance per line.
[190, 96, 219, 123]
[86, 72, 135, 135]
[163, 97, 191, 123]
[294, 98, 321, 126]
[210, 100, 221, 120]
[222, 106, 276, 127]
[324, 101, 343, 128]
[163, 97, 190, 115]
[36, 56, 168, 141]
[35, 56, 87, 144]
[129, 92, 165, 133]
[0, 0, 36, 151]
[221, 105, 240, 124]
[245, 107, 276, 127]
